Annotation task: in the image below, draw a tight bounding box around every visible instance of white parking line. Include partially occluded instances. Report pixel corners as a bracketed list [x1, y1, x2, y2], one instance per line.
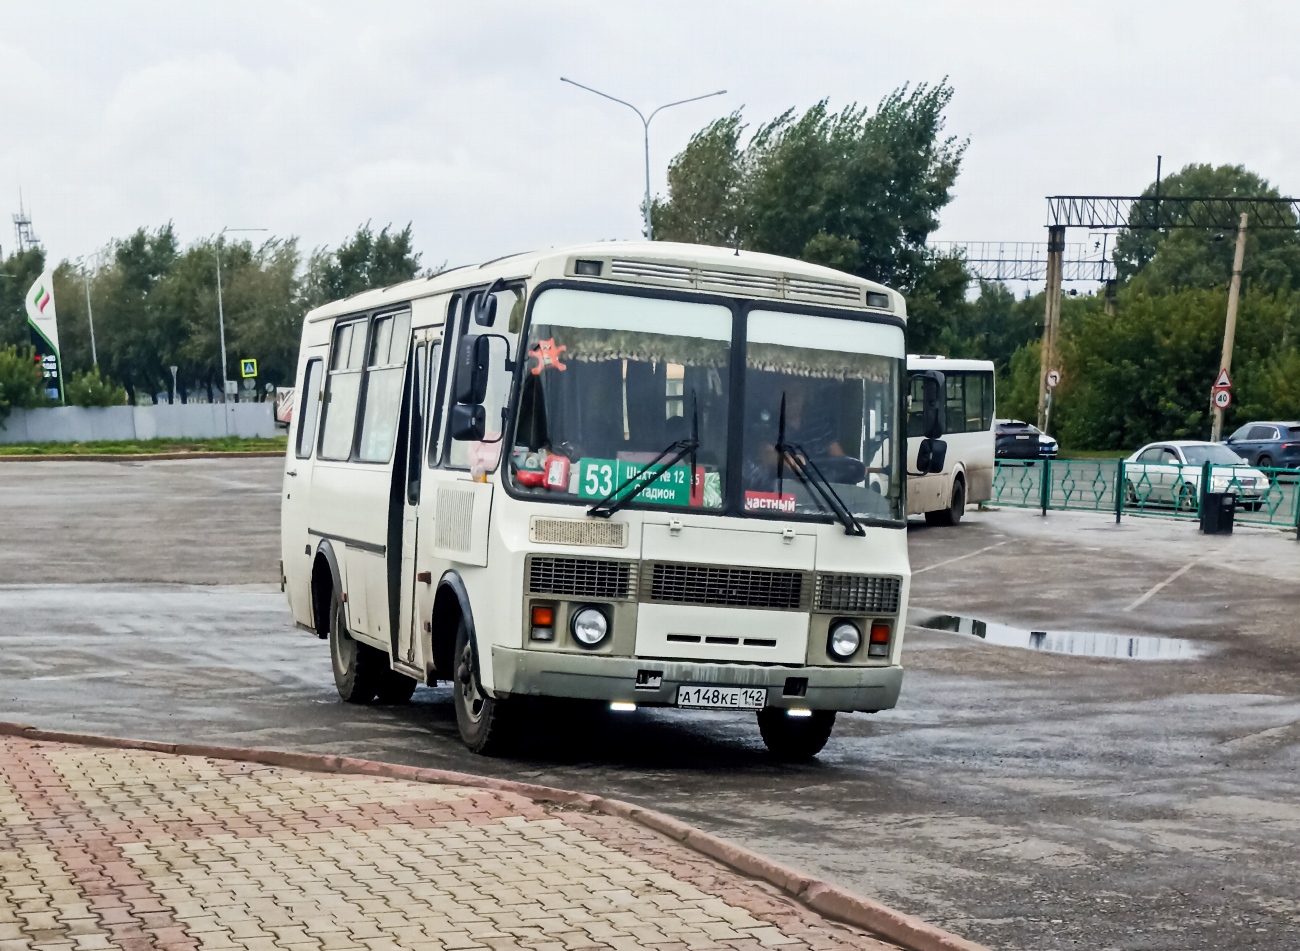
[913, 540, 1009, 574]
[1123, 555, 1209, 612]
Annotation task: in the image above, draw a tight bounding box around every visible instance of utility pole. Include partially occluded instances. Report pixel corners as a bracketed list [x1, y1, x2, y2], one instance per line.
[214, 227, 266, 402]
[560, 78, 726, 240]
[1037, 225, 1066, 431]
[1210, 213, 1248, 442]
[83, 267, 98, 367]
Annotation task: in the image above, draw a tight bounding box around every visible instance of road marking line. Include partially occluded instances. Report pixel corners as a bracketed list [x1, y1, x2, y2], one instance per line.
[1123, 555, 1209, 612]
[913, 540, 1008, 574]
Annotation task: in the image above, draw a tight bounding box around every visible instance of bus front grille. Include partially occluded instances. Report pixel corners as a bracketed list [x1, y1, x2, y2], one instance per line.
[814, 573, 901, 614]
[528, 557, 636, 601]
[644, 563, 808, 611]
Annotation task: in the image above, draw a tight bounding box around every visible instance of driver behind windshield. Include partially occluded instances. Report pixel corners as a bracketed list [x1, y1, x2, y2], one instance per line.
[743, 375, 865, 492]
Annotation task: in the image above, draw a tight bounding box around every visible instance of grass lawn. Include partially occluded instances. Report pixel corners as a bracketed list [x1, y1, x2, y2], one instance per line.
[0, 436, 288, 456]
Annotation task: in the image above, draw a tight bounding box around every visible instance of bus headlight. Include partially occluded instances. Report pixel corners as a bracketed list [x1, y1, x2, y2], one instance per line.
[571, 606, 609, 648]
[828, 621, 861, 660]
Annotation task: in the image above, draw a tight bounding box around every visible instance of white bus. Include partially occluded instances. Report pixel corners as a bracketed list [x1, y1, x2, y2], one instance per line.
[280, 242, 947, 759]
[905, 356, 995, 525]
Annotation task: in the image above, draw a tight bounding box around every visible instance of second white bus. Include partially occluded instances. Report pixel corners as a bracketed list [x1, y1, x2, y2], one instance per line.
[906, 356, 995, 525]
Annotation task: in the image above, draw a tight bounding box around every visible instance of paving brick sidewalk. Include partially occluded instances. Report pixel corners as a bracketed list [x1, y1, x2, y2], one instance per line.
[0, 736, 904, 951]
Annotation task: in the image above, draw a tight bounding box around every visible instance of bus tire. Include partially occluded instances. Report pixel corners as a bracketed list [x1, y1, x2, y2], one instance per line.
[757, 709, 835, 761]
[925, 475, 965, 526]
[329, 591, 383, 704]
[374, 670, 418, 705]
[453, 616, 513, 755]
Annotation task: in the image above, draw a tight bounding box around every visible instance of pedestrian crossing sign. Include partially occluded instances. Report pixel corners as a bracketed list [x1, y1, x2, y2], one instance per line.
[240, 359, 258, 378]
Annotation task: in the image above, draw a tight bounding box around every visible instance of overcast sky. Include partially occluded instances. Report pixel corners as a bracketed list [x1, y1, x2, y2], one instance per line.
[4, 1, 1298, 282]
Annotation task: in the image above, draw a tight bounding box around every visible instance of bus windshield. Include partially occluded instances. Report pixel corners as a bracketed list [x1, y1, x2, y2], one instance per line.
[742, 311, 903, 523]
[510, 288, 731, 509]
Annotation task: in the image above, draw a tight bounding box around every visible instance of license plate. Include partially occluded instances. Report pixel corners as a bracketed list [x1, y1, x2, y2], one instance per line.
[676, 685, 767, 710]
[1241, 478, 1256, 486]
[1016, 435, 1030, 440]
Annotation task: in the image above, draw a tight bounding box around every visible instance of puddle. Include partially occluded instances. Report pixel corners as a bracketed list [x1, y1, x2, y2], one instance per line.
[909, 610, 1207, 660]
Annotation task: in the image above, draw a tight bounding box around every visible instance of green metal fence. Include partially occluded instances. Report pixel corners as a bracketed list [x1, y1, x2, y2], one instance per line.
[992, 458, 1300, 531]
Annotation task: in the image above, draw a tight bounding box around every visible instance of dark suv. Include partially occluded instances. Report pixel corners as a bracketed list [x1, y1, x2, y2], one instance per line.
[1224, 421, 1300, 470]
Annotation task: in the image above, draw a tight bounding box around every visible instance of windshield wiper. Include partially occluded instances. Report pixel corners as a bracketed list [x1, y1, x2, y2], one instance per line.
[775, 393, 865, 537]
[588, 393, 699, 519]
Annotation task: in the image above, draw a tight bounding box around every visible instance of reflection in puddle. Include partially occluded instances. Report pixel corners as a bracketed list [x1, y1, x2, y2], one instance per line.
[910, 611, 1206, 660]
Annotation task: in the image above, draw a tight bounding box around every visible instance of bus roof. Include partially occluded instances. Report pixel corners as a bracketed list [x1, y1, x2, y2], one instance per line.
[305, 240, 905, 323]
[907, 355, 995, 372]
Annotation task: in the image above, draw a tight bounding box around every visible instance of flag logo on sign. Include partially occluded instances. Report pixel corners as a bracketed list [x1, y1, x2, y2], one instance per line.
[34, 285, 51, 312]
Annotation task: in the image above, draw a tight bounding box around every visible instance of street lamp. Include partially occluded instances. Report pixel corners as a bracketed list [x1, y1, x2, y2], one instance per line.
[215, 227, 266, 402]
[560, 77, 726, 240]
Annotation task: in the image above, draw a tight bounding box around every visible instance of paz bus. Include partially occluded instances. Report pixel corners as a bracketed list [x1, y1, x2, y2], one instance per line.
[280, 242, 947, 758]
[906, 356, 995, 525]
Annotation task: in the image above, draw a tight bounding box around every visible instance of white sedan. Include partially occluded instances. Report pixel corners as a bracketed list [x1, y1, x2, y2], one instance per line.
[1124, 440, 1270, 511]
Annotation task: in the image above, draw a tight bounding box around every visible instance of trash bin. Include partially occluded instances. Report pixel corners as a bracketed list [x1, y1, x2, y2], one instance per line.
[1200, 491, 1236, 534]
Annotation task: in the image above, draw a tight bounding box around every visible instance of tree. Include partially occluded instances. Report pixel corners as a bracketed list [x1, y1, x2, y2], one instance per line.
[0, 344, 46, 425]
[0, 247, 47, 349]
[64, 367, 127, 407]
[654, 83, 968, 297]
[305, 223, 422, 308]
[1113, 164, 1300, 292]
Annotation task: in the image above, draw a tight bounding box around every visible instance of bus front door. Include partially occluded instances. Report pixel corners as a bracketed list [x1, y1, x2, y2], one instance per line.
[395, 331, 437, 674]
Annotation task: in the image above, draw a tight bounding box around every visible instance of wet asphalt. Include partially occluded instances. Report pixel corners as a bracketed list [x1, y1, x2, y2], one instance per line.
[1, 457, 1297, 951]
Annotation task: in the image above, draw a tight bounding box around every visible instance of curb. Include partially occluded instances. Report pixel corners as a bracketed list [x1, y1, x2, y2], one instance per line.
[0, 721, 987, 951]
[0, 451, 284, 462]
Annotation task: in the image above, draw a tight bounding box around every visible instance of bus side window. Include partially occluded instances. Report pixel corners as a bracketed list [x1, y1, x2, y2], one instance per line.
[963, 373, 985, 432]
[907, 374, 927, 438]
[319, 319, 368, 461]
[407, 344, 427, 503]
[446, 285, 523, 471]
[428, 297, 460, 468]
[945, 373, 965, 435]
[357, 310, 411, 464]
[295, 358, 324, 459]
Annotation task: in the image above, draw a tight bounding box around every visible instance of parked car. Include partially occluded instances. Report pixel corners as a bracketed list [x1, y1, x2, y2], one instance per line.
[995, 419, 1058, 461]
[1123, 440, 1270, 511]
[1223, 421, 1300, 470]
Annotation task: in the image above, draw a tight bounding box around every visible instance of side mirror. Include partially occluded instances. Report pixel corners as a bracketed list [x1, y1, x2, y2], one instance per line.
[450, 403, 485, 441]
[919, 369, 946, 440]
[472, 293, 497, 327]
[921, 438, 947, 474]
[453, 335, 491, 405]
[472, 279, 506, 326]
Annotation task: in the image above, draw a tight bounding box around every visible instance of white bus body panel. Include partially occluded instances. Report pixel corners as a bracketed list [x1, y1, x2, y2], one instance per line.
[906, 356, 995, 517]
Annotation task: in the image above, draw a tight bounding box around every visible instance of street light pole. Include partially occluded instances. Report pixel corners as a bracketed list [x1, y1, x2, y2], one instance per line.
[560, 78, 726, 240]
[214, 227, 266, 402]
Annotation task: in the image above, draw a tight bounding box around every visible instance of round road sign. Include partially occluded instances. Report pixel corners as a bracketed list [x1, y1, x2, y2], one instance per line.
[1212, 388, 1232, 409]
[1046, 369, 1061, 389]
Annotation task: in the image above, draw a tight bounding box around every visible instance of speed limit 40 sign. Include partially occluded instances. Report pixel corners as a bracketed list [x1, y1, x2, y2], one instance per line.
[1212, 387, 1232, 409]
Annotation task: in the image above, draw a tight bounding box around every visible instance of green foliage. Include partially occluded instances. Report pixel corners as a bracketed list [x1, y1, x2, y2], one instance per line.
[0, 436, 287, 455]
[0, 247, 46, 349]
[305, 223, 422, 307]
[64, 367, 127, 407]
[654, 83, 967, 297]
[4, 220, 421, 406]
[0, 344, 47, 424]
[1113, 164, 1300, 292]
[1044, 284, 1300, 449]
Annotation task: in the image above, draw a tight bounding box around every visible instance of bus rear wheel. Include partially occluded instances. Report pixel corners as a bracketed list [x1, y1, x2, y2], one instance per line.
[453, 617, 513, 755]
[925, 477, 965, 526]
[757, 709, 836, 761]
[329, 592, 384, 703]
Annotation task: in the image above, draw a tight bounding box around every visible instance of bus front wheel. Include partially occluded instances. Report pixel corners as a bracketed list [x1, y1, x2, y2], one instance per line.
[453, 617, 513, 754]
[757, 709, 835, 761]
[329, 591, 384, 703]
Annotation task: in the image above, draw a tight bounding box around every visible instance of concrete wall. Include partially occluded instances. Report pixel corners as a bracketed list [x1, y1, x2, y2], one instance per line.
[0, 403, 279, 444]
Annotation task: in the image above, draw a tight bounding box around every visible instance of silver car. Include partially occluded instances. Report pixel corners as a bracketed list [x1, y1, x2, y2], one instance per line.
[1124, 440, 1270, 511]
